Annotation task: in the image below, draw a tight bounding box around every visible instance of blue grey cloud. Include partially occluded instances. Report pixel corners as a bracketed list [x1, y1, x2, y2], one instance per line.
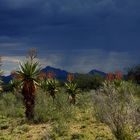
[2, 49, 139, 75]
[0, 0, 140, 73]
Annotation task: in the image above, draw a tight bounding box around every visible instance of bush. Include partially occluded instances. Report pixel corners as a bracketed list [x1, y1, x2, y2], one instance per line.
[35, 89, 77, 139]
[127, 64, 140, 84]
[93, 80, 139, 140]
[74, 74, 104, 91]
[0, 92, 24, 118]
[34, 89, 75, 123]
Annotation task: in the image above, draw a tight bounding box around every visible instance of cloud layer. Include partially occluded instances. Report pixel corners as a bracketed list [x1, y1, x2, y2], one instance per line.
[2, 49, 139, 75]
[0, 0, 140, 74]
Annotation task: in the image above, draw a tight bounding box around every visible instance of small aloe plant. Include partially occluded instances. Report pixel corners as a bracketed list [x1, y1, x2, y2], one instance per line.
[9, 70, 23, 94]
[106, 71, 123, 88]
[45, 78, 59, 99]
[65, 73, 80, 104]
[9, 79, 21, 94]
[40, 71, 59, 100]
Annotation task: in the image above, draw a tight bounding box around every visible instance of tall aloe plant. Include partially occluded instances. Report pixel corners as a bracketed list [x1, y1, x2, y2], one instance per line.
[17, 61, 41, 119]
[17, 50, 41, 120]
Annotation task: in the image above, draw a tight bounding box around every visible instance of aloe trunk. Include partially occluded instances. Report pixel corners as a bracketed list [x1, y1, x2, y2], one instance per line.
[22, 80, 35, 120]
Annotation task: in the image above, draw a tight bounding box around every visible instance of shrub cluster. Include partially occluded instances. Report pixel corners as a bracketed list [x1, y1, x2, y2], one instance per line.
[93, 80, 140, 140]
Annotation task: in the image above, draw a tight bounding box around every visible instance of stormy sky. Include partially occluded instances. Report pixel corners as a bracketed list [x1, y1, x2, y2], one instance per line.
[0, 0, 140, 74]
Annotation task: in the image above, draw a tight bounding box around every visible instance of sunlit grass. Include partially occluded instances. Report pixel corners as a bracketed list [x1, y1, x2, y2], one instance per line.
[0, 87, 139, 140]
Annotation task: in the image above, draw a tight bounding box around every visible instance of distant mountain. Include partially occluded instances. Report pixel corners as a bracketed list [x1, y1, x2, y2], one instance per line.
[1, 75, 13, 84]
[1, 66, 107, 83]
[89, 69, 106, 77]
[41, 66, 69, 81]
[0, 66, 70, 83]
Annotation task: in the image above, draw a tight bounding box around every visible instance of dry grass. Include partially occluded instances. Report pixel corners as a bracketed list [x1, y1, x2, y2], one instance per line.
[0, 88, 139, 140]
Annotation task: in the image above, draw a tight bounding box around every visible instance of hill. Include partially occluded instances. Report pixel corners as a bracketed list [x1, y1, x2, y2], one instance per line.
[1, 66, 106, 83]
[89, 69, 106, 77]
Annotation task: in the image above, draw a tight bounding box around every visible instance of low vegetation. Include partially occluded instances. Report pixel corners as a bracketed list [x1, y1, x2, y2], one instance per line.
[74, 74, 104, 91]
[0, 81, 139, 140]
[93, 80, 140, 140]
[0, 89, 116, 140]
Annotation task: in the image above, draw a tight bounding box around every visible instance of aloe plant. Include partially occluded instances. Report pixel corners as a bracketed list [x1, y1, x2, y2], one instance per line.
[40, 78, 59, 100]
[65, 82, 80, 104]
[9, 79, 21, 94]
[17, 60, 41, 120]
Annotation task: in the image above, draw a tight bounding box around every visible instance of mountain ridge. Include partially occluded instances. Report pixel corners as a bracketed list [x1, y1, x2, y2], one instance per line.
[1, 66, 106, 83]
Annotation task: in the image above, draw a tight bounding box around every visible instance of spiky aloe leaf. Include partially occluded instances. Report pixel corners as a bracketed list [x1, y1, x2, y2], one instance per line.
[40, 78, 59, 99]
[17, 61, 41, 85]
[65, 82, 80, 96]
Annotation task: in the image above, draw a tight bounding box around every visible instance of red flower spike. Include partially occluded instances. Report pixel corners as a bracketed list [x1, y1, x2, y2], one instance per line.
[106, 72, 114, 81]
[115, 71, 123, 80]
[38, 72, 47, 80]
[11, 70, 23, 80]
[67, 73, 74, 82]
[47, 71, 55, 79]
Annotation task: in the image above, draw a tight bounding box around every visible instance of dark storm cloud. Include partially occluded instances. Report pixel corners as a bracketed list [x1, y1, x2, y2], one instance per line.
[0, 0, 140, 73]
[0, 0, 140, 50]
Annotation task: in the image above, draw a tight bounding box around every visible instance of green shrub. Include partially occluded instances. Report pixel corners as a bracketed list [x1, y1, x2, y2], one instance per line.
[71, 133, 84, 140]
[34, 89, 75, 123]
[0, 92, 24, 118]
[93, 80, 139, 140]
[74, 74, 104, 91]
[127, 64, 140, 84]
